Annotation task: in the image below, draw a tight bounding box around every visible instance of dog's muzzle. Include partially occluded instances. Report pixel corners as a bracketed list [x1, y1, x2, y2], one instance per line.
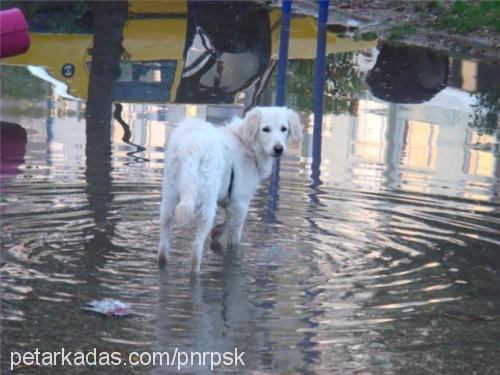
[272, 144, 284, 157]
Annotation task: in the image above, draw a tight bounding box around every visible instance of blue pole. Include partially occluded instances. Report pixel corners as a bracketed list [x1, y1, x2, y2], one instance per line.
[311, 0, 329, 189]
[268, 0, 292, 222]
[275, 0, 292, 107]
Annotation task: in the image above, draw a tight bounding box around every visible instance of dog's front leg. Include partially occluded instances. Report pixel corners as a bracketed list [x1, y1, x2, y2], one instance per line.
[225, 200, 250, 249]
[157, 190, 177, 267]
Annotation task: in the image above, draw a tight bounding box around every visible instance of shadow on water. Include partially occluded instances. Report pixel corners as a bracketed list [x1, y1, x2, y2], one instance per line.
[1, 0, 500, 373]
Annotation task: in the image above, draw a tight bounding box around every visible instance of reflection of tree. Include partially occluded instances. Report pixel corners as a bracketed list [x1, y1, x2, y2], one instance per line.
[469, 89, 499, 135]
[86, 1, 127, 130]
[0, 66, 51, 101]
[1, 0, 92, 33]
[324, 53, 363, 114]
[85, 1, 127, 248]
[285, 53, 363, 115]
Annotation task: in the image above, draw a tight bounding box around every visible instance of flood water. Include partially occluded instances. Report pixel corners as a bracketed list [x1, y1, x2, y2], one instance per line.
[1, 1, 500, 374]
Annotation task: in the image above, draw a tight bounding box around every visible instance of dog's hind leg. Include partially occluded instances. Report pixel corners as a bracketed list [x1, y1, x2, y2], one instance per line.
[191, 202, 216, 274]
[210, 207, 227, 242]
[209, 209, 226, 253]
[158, 190, 177, 267]
[225, 200, 250, 249]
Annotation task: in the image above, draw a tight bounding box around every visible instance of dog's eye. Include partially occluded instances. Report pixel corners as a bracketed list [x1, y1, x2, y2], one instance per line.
[281, 126, 288, 132]
[262, 127, 271, 133]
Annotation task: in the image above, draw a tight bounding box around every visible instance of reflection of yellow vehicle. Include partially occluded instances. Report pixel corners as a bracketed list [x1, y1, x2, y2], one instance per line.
[3, 1, 188, 101]
[3, 1, 375, 102]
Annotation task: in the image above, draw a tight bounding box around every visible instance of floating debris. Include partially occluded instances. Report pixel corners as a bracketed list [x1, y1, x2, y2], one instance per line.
[444, 312, 499, 321]
[83, 299, 133, 317]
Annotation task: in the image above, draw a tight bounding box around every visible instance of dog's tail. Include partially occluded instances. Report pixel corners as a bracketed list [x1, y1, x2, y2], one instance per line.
[174, 149, 199, 226]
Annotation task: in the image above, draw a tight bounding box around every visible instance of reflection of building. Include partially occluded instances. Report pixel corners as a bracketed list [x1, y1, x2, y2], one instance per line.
[449, 57, 500, 92]
[464, 132, 496, 177]
[0, 87, 86, 174]
[294, 44, 498, 203]
[354, 100, 387, 163]
[402, 121, 438, 170]
[0, 64, 250, 174]
[301, 85, 498, 202]
[110, 103, 245, 170]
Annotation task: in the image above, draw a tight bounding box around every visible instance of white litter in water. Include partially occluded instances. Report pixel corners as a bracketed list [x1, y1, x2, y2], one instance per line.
[83, 299, 133, 317]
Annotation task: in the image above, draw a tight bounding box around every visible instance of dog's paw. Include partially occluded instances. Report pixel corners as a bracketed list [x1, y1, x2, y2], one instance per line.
[158, 254, 166, 268]
[157, 251, 168, 269]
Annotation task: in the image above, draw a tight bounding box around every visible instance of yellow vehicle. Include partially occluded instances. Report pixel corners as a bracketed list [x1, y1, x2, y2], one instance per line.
[2, 1, 375, 103]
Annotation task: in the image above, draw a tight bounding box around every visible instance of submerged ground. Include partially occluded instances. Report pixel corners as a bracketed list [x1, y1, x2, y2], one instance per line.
[1, 1, 500, 373]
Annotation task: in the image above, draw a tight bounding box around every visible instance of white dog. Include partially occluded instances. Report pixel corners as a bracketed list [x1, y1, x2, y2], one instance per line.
[158, 106, 302, 273]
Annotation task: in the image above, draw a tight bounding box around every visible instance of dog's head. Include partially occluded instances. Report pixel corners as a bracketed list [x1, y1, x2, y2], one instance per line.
[238, 107, 303, 158]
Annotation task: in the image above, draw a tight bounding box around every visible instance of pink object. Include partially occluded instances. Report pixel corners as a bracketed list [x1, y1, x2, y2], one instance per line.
[0, 122, 27, 175]
[84, 299, 133, 317]
[0, 8, 30, 58]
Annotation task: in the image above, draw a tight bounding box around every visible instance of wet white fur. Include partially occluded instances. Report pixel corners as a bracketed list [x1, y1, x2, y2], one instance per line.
[158, 106, 302, 273]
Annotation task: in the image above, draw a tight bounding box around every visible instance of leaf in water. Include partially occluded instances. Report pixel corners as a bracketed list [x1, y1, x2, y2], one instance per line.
[444, 312, 498, 321]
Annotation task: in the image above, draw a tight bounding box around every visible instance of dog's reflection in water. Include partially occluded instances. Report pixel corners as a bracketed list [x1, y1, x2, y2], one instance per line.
[154, 247, 255, 373]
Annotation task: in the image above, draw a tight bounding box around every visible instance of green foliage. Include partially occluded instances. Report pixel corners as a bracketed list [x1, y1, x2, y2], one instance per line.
[0, 66, 52, 101]
[451, 0, 466, 13]
[415, 1, 444, 17]
[1, 1, 93, 33]
[355, 31, 378, 41]
[426, 0, 442, 10]
[437, 0, 500, 33]
[469, 89, 500, 135]
[387, 23, 417, 40]
[283, 52, 364, 115]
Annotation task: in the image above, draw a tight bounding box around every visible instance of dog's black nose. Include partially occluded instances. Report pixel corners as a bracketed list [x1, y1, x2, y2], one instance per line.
[273, 144, 284, 155]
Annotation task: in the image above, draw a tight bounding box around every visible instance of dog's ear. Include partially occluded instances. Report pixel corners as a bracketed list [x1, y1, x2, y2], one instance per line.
[287, 109, 303, 142]
[240, 108, 261, 144]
